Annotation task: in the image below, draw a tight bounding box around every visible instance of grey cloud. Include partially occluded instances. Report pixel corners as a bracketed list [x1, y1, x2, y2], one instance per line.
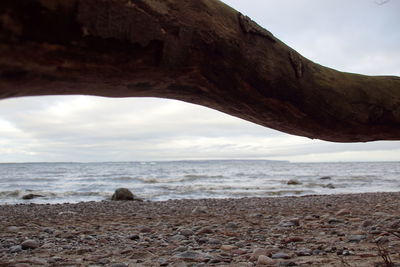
[1, 1, 399, 162]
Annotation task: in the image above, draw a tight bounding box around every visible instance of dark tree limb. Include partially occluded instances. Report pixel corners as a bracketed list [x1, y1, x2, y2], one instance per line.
[0, 0, 399, 142]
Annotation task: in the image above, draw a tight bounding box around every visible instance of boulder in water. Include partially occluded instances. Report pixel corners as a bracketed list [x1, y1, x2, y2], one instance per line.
[111, 188, 141, 201]
[287, 179, 302, 185]
[21, 194, 44, 200]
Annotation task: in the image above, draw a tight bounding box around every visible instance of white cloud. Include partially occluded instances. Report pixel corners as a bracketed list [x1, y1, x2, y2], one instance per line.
[0, 1, 399, 162]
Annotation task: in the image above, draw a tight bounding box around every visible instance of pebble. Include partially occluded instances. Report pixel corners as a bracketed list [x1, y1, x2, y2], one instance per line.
[295, 248, 312, 256]
[180, 229, 194, 237]
[127, 234, 140, 240]
[257, 255, 276, 265]
[279, 218, 300, 227]
[21, 239, 39, 250]
[226, 222, 239, 229]
[6, 226, 19, 232]
[220, 244, 237, 251]
[110, 264, 128, 267]
[250, 248, 269, 260]
[171, 234, 186, 241]
[192, 206, 208, 214]
[174, 250, 210, 262]
[336, 209, 351, 216]
[9, 245, 22, 253]
[282, 237, 303, 244]
[348, 235, 367, 243]
[197, 227, 213, 234]
[271, 252, 291, 259]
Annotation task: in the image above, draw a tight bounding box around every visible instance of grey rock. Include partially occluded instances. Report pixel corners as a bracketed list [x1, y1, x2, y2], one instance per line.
[111, 188, 137, 201]
[110, 264, 128, 267]
[174, 250, 210, 262]
[6, 226, 19, 232]
[9, 245, 22, 253]
[127, 234, 140, 240]
[174, 246, 188, 252]
[296, 248, 312, 256]
[226, 222, 239, 229]
[280, 218, 300, 227]
[180, 229, 194, 237]
[21, 239, 39, 250]
[171, 234, 186, 241]
[348, 235, 367, 243]
[272, 252, 291, 259]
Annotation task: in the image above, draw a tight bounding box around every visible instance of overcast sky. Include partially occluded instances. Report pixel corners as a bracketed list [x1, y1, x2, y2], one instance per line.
[0, 0, 399, 163]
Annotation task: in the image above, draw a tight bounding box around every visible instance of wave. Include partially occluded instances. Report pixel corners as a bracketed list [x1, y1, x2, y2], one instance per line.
[135, 174, 225, 184]
[0, 190, 111, 200]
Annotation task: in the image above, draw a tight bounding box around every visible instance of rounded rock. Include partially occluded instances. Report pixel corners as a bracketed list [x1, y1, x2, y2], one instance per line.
[21, 239, 39, 250]
[257, 255, 276, 265]
[111, 188, 135, 201]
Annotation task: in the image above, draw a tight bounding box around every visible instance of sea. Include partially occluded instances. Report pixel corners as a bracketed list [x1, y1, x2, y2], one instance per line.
[0, 160, 399, 205]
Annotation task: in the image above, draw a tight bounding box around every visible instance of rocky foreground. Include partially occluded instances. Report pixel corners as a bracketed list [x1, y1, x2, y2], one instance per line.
[1, 192, 400, 267]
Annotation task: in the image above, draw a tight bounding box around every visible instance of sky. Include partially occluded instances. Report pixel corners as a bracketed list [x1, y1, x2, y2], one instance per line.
[0, 0, 399, 163]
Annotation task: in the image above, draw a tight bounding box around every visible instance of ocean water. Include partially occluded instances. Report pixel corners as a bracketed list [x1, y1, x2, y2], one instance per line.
[0, 160, 399, 204]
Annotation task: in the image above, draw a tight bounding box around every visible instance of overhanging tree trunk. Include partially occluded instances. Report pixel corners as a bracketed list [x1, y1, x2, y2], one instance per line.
[0, 0, 399, 142]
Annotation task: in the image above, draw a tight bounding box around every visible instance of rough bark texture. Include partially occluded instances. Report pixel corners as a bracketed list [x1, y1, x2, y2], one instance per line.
[0, 0, 399, 142]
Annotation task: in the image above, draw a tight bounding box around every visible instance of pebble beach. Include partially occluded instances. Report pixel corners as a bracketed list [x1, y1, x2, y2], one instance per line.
[1, 192, 400, 267]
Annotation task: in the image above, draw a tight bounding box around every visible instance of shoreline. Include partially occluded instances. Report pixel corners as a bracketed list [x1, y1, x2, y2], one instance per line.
[1, 192, 400, 266]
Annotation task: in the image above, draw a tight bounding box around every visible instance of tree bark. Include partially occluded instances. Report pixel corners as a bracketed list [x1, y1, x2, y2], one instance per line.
[0, 0, 399, 142]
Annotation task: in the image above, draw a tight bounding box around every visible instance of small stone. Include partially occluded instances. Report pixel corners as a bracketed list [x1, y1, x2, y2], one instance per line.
[280, 218, 300, 227]
[174, 246, 188, 252]
[296, 248, 312, 256]
[110, 264, 128, 267]
[250, 248, 269, 260]
[257, 255, 276, 265]
[282, 237, 303, 244]
[362, 220, 374, 228]
[226, 222, 239, 229]
[348, 235, 366, 243]
[231, 249, 247, 255]
[328, 218, 344, 224]
[220, 245, 237, 251]
[170, 234, 186, 241]
[197, 227, 213, 234]
[21, 239, 39, 250]
[9, 245, 22, 253]
[336, 209, 351, 216]
[98, 258, 110, 265]
[179, 229, 194, 237]
[272, 252, 291, 259]
[191, 206, 208, 214]
[174, 250, 209, 262]
[6, 226, 19, 232]
[128, 234, 140, 240]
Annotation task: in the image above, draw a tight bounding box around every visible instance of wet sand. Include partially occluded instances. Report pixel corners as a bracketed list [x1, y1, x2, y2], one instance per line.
[1, 192, 400, 266]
